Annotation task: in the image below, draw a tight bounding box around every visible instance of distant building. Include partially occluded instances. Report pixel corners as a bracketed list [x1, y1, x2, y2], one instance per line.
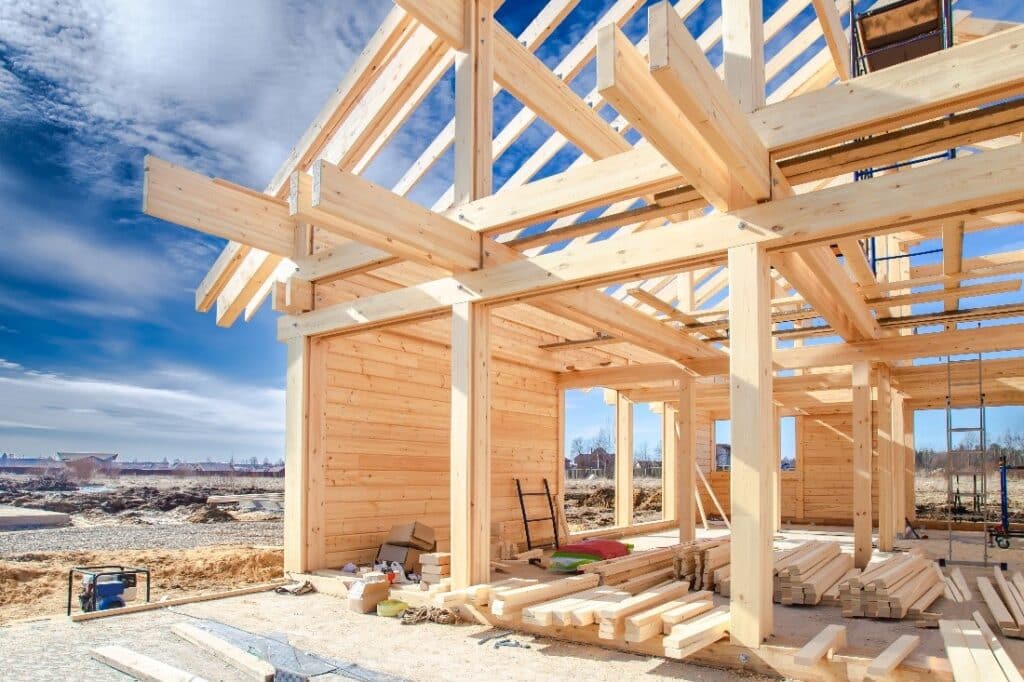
[571, 447, 615, 470]
[56, 452, 119, 463]
[0, 453, 64, 474]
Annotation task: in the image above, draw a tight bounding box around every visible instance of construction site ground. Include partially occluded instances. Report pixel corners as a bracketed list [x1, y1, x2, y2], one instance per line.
[6, 525, 1024, 680]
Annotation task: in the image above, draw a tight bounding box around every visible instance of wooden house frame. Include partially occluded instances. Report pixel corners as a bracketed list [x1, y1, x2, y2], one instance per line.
[142, 0, 1024, 649]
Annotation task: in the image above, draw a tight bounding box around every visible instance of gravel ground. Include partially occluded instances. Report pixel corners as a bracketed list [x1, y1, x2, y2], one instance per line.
[0, 520, 282, 554]
[0, 592, 768, 682]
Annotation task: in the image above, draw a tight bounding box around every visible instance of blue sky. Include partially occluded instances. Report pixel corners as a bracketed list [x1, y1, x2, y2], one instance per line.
[1, 1, 1022, 462]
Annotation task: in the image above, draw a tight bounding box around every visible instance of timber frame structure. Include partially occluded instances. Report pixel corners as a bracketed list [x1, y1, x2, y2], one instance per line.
[143, 0, 1024, 651]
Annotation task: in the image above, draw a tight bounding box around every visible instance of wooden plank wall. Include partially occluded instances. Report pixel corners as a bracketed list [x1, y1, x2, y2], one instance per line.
[318, 324, 559, 567]
[700, 409, 882, 525]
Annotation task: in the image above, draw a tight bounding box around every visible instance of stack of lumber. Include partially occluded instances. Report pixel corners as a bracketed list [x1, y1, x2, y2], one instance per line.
[977, 566, 1024, 639]
[419, 552, 450, 585]
[941, 566, 973, 604]
[671, 538, 729, 592]
[581, 545, 679, 586]
[773, 541, 853, 606]
[939, 613, 1024, 682]
[837, 551, 943, 619]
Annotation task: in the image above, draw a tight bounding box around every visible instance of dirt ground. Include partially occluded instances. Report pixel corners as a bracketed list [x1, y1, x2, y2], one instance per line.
[564, 477, 663, 531]
[0, 546, 282, 623]
[916, 470, 1024, 521]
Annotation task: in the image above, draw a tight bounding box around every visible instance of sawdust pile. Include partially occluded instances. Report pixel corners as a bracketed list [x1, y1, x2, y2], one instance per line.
[0, 546, 282, 623]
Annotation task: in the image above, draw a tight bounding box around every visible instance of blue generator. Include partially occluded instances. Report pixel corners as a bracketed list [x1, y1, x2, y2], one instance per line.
[68, 565, 150, 615]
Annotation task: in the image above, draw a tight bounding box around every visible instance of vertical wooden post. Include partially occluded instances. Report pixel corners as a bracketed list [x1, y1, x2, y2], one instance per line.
[677, 376, 697, 542]
[556, 389, 567, 540]
[453, 0, 494, 207]
[661, 402, 677, 523]
[852, 361, 873, 569]
[284, 337, 324, 572]
[283, 337, 310, 573]
[904, 403, 917, 523]
[773, 405, 781, 533]
[891, 390, 906, 538]
[450, 301, 491, 588]
[877, 364, 894, 551]
[615, 391, 634, 528]
[722, 0, 766, 114]
[728, 242, 774, 646]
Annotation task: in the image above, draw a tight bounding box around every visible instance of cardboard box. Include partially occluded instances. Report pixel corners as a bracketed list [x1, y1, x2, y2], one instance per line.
[377, 543, 422, 573]
[386, 522, 436, 551]
[347, 580, 389, 614]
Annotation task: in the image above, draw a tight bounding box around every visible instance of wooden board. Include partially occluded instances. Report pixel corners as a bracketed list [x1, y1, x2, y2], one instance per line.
[90, 645, 208, 682]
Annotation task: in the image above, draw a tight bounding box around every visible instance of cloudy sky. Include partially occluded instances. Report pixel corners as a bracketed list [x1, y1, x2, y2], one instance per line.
[0, 0, 1022, 463]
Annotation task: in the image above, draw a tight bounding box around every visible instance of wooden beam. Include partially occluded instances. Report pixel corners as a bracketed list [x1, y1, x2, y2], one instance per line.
[615, 390, 634, 528]
[195, 243, 249, 313]
[794, 624, 847, 667]
[852, 360, 872, 569]
[170, 623, 275, 682]
[866, 279, 1021, 310]
[143, 156, 293, 257]
[662, 401, 678, 524]
[756, 24, 1024, 156]
[280, 144, 1024, 342]
[728, 242, 774, 646]
[449, 301, 491, 588]
[675, 376, 698, 542]
[90, 645, 206, 682]
[598, 17, 757, 209]
[216, 251, 283, 328]
[454, 0, 494, 205]
[810, 0, 850, 80]
[397, 0, 629, 161]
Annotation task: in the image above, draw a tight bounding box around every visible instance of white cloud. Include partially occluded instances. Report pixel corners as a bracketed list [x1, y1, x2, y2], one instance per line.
[0, 360, 284, 460]
[0, 0, 391, 190]
[0, 359, 22, 370]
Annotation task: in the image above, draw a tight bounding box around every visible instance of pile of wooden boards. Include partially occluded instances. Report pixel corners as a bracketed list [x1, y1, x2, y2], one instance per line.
[419, 552, 451, 585]
[671, 538, 730, 592]
[977, 566, 1024, 639]
[837, 551, 943, 619]
[773, 541, 854, 606]
[939, 613, 1024, 682]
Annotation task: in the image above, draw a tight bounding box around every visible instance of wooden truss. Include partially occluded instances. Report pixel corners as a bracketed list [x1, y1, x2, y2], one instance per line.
[143, 0, 1024, 648]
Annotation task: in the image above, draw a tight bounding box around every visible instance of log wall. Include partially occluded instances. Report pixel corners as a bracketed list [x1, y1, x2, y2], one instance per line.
[317, 324, 559, 567]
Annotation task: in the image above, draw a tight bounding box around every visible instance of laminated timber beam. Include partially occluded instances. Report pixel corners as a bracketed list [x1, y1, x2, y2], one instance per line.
[810, 0, 850, 80]
[596, 4, 769, 210]
[728, 242, 775, 646]
[450, 25, 1024, 236]
[676, 374, 697, 542]
[852, 361, 872, 569]
[868, 248, 1024, 296]
[279, 142, 1024, 342]
[395, 0, 630, 161]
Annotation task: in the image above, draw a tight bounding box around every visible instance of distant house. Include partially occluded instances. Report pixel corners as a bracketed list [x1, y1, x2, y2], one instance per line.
[113, 460, 175, 476]
[0, 453, 64, 475]
[571, 447, 615, 470]
[173, 461, 237, 476]
[57, 452, 119, 474]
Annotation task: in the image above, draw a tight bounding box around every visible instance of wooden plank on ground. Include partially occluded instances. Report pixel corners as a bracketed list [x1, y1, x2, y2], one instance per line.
[973, 610, 1024, 682]
[939, 620, 982, 682]
[794, 624, 847, 667]
[170, 623, 274, 682]
[978, 576, 1019, 634]
[491, 573, 600, 616]
[71, 582, 287, 622]
[866, 635, 921, 679]
[90, 645, 208, 682]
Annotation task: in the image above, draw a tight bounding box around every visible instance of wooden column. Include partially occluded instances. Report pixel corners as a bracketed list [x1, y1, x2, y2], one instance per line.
[852, 361, 873, 569]
[284, 337, 325, 572]
[722, 0, 766, 114]
[877, 364, 894, 551]
[773, 405, 781, 533]
[904, 403, 917, 523]
[892, 391, 906, 538]
[453, 0, 494, 207]
[450, 301, 491, 588]
[283, 337, 309, 573]
[615, 391, 634, 528]
[677, 376, 697, 542]
[728, 242, 774, 646]
[661, 402, 677, 523]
